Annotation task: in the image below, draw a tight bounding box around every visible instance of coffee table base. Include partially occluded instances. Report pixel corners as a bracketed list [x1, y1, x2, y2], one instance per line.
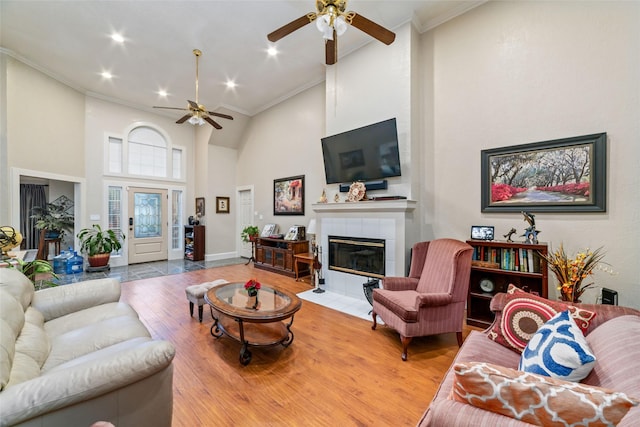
[209, 309, 295, 365]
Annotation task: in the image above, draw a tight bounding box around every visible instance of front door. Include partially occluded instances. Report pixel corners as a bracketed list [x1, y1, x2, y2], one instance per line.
[128, 187, 168, 264]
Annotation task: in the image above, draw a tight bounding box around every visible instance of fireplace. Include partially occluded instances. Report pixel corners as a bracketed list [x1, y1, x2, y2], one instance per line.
[312, 199, 417, 302]
[328, 235, 385, 279]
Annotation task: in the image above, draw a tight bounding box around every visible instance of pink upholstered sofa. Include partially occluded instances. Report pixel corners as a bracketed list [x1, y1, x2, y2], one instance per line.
[418, 293, 640, 426]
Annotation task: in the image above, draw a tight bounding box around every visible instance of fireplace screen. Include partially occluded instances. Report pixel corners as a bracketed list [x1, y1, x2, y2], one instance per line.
[328, 236, 385, 279]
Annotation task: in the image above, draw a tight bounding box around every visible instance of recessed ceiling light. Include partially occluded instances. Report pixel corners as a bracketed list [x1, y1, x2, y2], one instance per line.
[111, 33, 125, 44]
[267, 46, 278, 57]
[157, 90, 168, 97]
[101, 71, 113, 79]
[225, 80, 236, 89]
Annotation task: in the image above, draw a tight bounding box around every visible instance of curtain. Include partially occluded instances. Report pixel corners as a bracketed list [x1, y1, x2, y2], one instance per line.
[20, 184, 47, 249]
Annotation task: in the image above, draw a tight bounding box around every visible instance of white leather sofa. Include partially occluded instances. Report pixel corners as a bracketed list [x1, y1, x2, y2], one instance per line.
[0, 268, 175, 427]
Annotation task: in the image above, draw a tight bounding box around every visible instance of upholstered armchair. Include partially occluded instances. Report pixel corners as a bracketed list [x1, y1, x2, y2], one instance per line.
[371, 238, 473, 361]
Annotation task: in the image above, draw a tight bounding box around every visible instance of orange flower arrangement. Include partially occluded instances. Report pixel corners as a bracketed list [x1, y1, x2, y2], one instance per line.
[540, 244, 609, 302]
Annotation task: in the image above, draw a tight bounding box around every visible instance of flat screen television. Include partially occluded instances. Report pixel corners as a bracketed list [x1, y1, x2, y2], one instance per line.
[321, 118, 401, 184]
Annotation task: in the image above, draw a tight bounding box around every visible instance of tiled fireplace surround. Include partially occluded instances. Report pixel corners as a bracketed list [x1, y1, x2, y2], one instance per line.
[311, 200, 418, 303]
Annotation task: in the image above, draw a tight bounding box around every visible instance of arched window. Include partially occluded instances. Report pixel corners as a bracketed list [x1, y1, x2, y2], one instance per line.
[128, 126, 167, 177]
[106, 124, 184, 180]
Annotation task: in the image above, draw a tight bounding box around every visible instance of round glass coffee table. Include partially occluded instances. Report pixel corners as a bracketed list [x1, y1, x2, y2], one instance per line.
[204, 282, 302, 365]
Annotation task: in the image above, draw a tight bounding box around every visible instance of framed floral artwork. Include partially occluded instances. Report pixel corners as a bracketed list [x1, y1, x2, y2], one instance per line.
[274, 175, 305, 216]
[481, 133, 607, 213]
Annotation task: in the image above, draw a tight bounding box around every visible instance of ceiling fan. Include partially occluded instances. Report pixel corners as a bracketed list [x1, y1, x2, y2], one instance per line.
[153, 49, 233, 129]
[267, 0, 396, 65]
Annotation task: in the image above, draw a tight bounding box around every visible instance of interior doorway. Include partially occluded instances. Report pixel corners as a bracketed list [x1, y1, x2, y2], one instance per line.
[236, 186, 254, 259]
[11, 168, 84, 255]
[127, 186, 168, 264]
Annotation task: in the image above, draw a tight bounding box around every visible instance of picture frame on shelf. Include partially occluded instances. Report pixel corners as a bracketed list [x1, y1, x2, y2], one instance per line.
[470, 225, 495, 241]
[274, 175, 305, 216]
[261, 223, 278, 237]
[195, 197, 205, 217]
[283, 226, 298, 241]
[481, 133, 606, 213]
[216, 197, 230, 214]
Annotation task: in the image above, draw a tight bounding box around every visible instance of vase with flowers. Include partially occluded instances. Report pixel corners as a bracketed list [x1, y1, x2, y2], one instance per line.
[244, 278, 261, 309]
[540, 243, 609, 303]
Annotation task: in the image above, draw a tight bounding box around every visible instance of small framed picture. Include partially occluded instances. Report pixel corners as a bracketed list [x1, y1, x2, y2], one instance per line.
[261, 224, 278, 237]
[195, 197, 205, 217]
[284, 226, 298, 241]
[216, 196, 230, 214]
[471, 225, 495, 241]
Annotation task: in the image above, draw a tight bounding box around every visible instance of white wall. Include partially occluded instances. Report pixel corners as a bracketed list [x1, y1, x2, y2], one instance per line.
[325, 23, 415, 200]
[421, 1, 640, 307]
[5, 57, 85, 177]
[205, 144, 237, 259]
[235, 83, 326, 236]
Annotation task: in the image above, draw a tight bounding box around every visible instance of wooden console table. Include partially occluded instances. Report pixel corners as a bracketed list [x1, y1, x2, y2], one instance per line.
[254, 237, 309, 278]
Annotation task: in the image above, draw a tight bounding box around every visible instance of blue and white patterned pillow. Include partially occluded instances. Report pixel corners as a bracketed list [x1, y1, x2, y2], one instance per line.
[518, 310, 596, 382]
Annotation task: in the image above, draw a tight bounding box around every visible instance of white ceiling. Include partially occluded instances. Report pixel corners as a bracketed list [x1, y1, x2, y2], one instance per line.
[1, 0, 482, 119]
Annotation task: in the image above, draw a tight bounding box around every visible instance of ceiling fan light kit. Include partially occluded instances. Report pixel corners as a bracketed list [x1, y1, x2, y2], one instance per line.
[152, 49, 233, 129]
[267, 0, 396, 65]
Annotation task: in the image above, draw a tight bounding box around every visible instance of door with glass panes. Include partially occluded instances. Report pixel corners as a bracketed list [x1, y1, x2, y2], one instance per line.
[128, 187, 168, 264]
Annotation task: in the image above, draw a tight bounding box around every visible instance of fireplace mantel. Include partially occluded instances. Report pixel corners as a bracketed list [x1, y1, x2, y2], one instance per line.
[312, 199, 416, 214]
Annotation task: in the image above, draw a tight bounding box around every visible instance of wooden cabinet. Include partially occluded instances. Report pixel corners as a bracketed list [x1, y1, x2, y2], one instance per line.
[466, 239, 548, 328]
[254, 237, 309, 277]
[185, 225, 205, 261]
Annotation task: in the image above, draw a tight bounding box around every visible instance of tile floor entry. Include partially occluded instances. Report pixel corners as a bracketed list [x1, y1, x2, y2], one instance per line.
[54, 257, 246, 285]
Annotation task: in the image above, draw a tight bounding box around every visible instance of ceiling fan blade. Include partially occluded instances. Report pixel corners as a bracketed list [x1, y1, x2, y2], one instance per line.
[326, 33, 337, 65]
[203, 116, 222, 129]
[206, 111, 234, 120]
[176, 114, 192, 124]
[267, 13, 317, 42]
[187, 100, 200, 110]
[153, 106, 189, 111]
[347, 12, 396, 45]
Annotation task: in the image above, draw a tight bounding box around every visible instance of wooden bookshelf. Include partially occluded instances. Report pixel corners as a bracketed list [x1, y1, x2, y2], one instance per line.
[466, 239, 548, 329]
[184, 225, 205, 261]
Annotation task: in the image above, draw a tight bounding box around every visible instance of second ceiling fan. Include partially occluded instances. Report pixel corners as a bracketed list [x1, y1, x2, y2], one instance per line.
[267, 0, 396, 65]
[153, 49, 233, 129]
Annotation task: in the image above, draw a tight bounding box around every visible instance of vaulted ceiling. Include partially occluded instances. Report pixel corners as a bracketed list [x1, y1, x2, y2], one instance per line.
[1, 1, 482, 117]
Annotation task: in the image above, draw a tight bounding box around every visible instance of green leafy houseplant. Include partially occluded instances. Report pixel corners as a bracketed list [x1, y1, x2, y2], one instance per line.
[241, 225, 260, 242]
[77, 224, 125, 267]
[30, 202, 74, 239]
[11, 259, 58, 290]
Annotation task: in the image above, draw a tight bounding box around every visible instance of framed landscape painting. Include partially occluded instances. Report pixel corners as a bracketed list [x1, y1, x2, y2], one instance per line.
[274, 175, 305, 216]
[481, 133, 607, 213]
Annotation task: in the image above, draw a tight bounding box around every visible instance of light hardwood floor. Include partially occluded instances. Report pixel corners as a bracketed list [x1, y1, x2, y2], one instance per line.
[121, 263, 479, 426]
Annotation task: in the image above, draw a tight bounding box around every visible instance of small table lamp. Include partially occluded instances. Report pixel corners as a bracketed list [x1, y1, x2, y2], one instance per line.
[307, 219, 317, 248]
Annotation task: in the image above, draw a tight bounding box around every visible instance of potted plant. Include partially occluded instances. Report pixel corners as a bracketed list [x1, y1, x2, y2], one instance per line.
[11, 259, 58, 290]
[30, 202, 74, 240]
[77, 224, 125, 268]
[241, 225, 260, 242]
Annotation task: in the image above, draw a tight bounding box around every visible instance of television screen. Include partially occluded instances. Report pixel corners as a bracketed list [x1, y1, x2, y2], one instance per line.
[321, 118, 401, 184]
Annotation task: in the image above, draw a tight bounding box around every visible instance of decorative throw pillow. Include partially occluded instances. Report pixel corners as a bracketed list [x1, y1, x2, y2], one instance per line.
[519, 310, 596, 382]
[450, 362, 638, 426]
[488, 284, 596, 353]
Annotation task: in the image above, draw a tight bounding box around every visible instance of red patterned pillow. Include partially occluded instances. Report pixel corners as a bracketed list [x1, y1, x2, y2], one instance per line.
[488, 284, 596, 353]
[450, 362, 638, 426]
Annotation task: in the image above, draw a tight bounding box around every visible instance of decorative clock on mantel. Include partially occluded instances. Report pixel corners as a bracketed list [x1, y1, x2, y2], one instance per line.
[347, 182, 366, 202]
